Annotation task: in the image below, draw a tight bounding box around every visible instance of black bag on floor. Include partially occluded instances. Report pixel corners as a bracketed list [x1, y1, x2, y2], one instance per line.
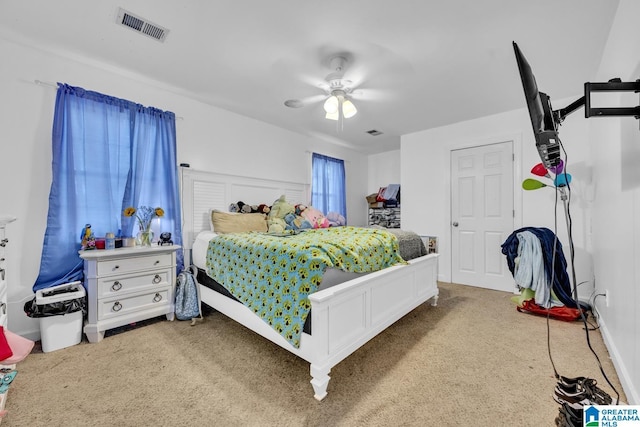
[24, 281, 87, 318]
[24, 296, 86, 318]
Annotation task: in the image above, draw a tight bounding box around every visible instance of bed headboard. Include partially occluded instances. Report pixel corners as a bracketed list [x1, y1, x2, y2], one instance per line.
[180, 167, 310, 249]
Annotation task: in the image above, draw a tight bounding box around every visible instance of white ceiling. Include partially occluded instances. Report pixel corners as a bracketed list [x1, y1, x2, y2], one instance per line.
[0, 0, 620, 154]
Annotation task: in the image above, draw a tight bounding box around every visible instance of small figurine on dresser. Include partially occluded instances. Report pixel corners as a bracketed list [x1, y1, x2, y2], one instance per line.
[158, 232, 173, 246]
[81, 224, 96, 250]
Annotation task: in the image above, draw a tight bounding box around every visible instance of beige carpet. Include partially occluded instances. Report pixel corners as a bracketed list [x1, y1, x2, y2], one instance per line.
[3, 283, 625, 426]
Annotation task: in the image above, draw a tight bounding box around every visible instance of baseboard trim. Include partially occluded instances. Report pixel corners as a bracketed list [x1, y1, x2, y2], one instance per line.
[598, 316, 639, 404]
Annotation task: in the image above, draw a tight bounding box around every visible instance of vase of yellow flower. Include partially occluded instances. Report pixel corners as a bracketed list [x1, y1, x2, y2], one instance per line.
[123, 205, 164, 247]
[137, 229, 154, 247]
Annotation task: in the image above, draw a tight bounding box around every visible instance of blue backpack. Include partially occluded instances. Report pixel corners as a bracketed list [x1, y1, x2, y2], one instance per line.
[175, 266, 202, 325]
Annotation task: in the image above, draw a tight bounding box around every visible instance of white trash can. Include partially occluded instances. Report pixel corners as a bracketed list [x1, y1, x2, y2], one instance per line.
[35, 281, 86, 353]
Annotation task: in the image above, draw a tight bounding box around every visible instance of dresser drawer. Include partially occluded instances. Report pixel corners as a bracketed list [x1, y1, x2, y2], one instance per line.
[98, 288, 170, 321]
[97, 253, 173, 276]
[0, 253, 6, 281]
[0, 298, 7, 328]
[0, 278, 7, 328]
[0, 308, 7, 329]
[97, 270, 170, 298]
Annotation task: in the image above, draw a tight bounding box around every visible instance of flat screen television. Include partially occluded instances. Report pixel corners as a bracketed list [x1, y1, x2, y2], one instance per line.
[512, 42, 562, 169]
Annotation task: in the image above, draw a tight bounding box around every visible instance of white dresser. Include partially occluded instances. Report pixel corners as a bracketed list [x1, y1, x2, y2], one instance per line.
[79, 245, 180, 343]
[0, 216, 16, 329]
[0, 215, 16, 415]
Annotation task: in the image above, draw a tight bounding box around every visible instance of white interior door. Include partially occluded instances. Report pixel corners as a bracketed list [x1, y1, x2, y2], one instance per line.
[451, 141, 515, 292]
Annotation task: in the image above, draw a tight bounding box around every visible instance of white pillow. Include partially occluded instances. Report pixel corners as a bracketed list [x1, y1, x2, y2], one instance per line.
[192, 231, 218, 269]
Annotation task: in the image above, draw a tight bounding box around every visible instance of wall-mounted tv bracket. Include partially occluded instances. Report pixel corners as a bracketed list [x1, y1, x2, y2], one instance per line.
[554, 78, 640, 124]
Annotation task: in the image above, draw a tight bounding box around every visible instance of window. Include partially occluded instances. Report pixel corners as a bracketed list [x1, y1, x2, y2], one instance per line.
[33, 83, 182, 291]
[311, 153, 347, 221]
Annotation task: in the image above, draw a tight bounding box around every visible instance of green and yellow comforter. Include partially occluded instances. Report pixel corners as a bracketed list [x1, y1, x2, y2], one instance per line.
[205, 226, 405, 348]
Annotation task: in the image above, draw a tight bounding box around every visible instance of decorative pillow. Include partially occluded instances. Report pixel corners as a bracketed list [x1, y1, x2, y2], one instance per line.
[301, 206, 330, 228]
[0, 326, 13, 361]
[210, 210, 267, 234]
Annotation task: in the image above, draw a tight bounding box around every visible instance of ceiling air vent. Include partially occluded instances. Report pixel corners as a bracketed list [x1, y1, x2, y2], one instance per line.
[366, 129, 383, 136]
[116, 8, 169, 42]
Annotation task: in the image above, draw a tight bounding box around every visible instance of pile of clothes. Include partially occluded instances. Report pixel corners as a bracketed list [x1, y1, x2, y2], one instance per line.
[501, 227, 588, 321]
[0, 326, 33, 365]
[0, 326, 34, 420]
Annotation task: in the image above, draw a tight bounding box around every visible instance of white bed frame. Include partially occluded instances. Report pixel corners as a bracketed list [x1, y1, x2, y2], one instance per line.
[181, 168, 439, 400]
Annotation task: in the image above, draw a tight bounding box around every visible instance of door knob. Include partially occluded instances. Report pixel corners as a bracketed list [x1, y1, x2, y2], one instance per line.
[452, 222, 459, 227]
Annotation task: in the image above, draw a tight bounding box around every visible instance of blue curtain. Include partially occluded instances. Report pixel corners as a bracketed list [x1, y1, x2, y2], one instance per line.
[311, 153, 347, 221]
[33, 84, 183, 291]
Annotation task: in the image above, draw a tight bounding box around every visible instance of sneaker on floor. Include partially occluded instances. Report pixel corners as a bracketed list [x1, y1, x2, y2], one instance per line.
[554, 377, 612, 409]
[555, 409, 581, 427]
[554, 382, 590, 409]
[579, 378, 612, 405]
[557, 375, 587, 387]
[559, 376, 612, 405]
[557, 402, 583, 426]
[555, 411, 569, 427]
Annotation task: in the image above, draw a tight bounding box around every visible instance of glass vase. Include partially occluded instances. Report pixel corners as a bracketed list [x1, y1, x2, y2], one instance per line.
[137, 229, 154, 247]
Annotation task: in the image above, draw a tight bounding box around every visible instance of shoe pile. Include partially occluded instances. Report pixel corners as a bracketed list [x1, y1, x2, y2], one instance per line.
[555, 403, 583, 427]
[553, 376, 613, 427]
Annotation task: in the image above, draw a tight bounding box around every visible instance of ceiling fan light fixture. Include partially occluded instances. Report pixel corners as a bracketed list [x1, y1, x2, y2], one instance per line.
[325, 111, 339, 120]
[342, 99, 357, 118]
[323, 95, 339, 114]
[285, 53, 362, 124]
[323, 90, 356, 121]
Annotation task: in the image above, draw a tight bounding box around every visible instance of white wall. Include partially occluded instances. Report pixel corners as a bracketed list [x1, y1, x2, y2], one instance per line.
[0, 38, 368, 340]
[368, 150, 400, 194]
[588, 0, 640, 404]
[401, 105, 592, 291]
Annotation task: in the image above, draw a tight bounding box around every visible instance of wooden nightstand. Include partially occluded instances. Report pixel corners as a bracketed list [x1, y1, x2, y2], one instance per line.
[79, 245, 180, 343]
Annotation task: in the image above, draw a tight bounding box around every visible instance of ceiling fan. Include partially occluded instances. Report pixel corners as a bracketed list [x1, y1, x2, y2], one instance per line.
[284, 54, 360, 121]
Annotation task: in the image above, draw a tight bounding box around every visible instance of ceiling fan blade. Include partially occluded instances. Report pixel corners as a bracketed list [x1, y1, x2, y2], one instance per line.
[297, 74, 329, 92]
[349, 88, 392, 102]
[284, 93, 327, 108]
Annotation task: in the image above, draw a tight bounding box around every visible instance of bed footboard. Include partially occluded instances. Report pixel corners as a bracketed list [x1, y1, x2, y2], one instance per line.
[304, 253, 439, 400]
[198, 253, 439, 401]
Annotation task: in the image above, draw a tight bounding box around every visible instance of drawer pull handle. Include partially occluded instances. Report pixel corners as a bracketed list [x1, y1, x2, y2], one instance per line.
[153, 293, 162, 302]
[111, 281, 122, 291]
[152, 274, 162, 284]
[154, 260, 160, 265]
[113, 265, 120, 271]
[112, 301, 122, 312]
